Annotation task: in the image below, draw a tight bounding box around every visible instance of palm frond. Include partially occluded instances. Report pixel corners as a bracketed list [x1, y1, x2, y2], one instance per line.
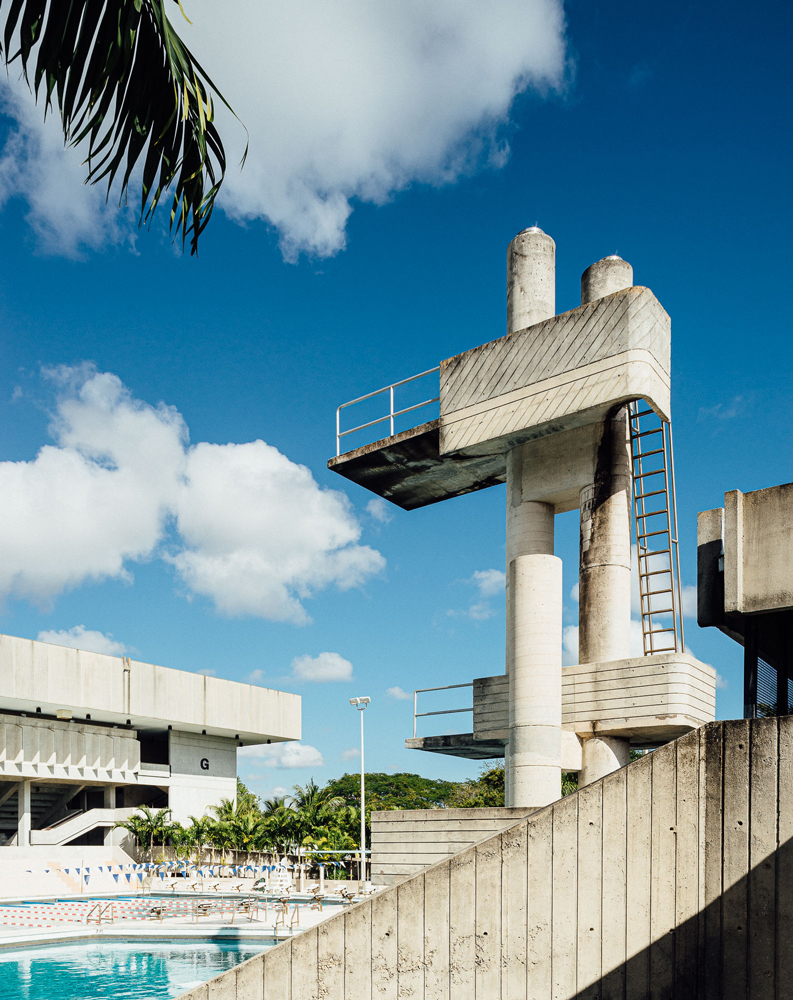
[0, 0, 241, 254]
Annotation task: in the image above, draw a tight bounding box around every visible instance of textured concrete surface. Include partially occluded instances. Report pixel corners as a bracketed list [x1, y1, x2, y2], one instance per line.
[506, 227, 555, 334]
[506, 554, 563, 807]
[439, 285, 670, 457]
[577, 407, 632, 666]
[0, 633, 300, 744]
[180, 717, 793, 999]
[369, 807, 537, 885]
[723, 484, 793, 614]
[329, 288, 671, 511]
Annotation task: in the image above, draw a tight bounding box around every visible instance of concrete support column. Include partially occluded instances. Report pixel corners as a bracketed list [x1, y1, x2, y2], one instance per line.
[578, 255, 635, 786]
[505, 225, 561, 807]
[17, 780, 31, 847]
[506, 445, 561, 806]
[578, 736, 631, 786]
[104, 786, 116, 846]
[507, 553, 563, 807]
[577, 407, 633, 664]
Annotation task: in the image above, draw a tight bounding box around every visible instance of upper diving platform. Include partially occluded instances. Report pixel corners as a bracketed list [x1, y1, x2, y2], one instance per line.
[329, 285, 671, 510]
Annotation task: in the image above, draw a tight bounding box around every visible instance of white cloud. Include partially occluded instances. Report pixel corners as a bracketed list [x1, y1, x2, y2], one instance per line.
[170, 441, 384, 624]
[195, 667, 217, 676]
[291, 651, 354, 682]
[341, 748, 360, 761]
[681, 585, 697, 619]
[471, 569, 506, 597]
[36, 625, 127, 656]
[0, 77, 129, 257]
[0, 366, 384, 621]
[562, 624, 578, 666]
[448, 568, 506, 620]
[563, 618, 645, 663]
[0, 1, 567, 258]
[246, 669, 266, 685]
[386, 686, 412, 701]
[239, 742, 325, 768]
[570, 582, 579, 603]
[366, 498, 393, 524]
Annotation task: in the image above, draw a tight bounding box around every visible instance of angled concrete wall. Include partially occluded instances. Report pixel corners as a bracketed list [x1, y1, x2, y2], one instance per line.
[180, 716, 792, 999]
[370, 807, 536, 885]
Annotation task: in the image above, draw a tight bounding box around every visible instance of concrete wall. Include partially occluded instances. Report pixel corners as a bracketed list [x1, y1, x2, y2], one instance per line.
[370, 808, 536, 885]
[168, 731, 237, 823]
[0, 846, 136, 899]
[0, 712, 140, 781]
[181, 716, 793, 999]
[722, 484, 793, 614]
[472, 654, 716, 750]
[0, 633, 301, 744]
[439, 286, 671, 457]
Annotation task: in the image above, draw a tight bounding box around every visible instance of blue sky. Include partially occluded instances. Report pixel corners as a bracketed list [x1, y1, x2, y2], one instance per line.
[0, 0, 790, 800]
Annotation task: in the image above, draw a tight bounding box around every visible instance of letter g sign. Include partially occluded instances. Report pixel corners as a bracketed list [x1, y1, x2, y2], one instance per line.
[200, 757, 209, 771]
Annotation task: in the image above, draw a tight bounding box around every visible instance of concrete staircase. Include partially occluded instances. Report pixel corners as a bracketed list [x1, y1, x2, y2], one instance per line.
[30, 807, 136, 847]
[179, 716, 793, 999]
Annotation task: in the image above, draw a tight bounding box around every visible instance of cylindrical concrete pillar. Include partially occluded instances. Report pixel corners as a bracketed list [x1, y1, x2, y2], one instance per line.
[17, 780, 31, 847]
[578, 407, 632, 664]
[507, 227, 555, 334]
[581, 255, 633, 304]
[507, 553, 563, 806]
[578, 255, 635, 783]
[504, 229, 560, 806]
[578, 736, 631, 787]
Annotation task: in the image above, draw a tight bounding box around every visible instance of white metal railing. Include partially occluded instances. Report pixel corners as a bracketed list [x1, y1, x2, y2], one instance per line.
[412, 683, 473, 738]
[335, 367, 439, 456]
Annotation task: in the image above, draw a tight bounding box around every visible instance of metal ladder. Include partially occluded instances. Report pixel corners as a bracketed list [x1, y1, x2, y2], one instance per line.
[628, 401, 685, 655]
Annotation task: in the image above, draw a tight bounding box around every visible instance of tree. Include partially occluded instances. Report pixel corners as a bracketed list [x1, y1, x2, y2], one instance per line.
[447, 763, 505, 808]
[0, 0, 239, 254]
[236, 779, 260, 815]
[325, 772, 458, 812]
[114, 805, 173, 859]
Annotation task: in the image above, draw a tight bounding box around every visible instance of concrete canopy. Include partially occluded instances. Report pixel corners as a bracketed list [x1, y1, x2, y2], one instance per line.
[0, 634, 300, 745]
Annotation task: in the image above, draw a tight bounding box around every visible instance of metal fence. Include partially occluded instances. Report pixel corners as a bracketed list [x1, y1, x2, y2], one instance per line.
[412, 683, 473, 738]
[335, 367, 439, 456]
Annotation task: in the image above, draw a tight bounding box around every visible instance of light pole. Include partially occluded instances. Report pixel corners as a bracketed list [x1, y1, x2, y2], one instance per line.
[349, 696, 370, 889]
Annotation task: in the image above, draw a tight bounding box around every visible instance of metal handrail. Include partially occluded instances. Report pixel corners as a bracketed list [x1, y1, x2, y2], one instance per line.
[335, 367, 439, 456]
[412, 683, 473, 738]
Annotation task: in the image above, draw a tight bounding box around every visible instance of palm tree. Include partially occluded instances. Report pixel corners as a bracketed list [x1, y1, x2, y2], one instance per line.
[184, 814, 214, 862]
[0, 0, 240, 254]
[290, 780, 344, 844]
[114, 805, 173, 860]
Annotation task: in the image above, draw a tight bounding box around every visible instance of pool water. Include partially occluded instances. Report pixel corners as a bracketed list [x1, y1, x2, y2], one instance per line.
[0, 939, 271, 999]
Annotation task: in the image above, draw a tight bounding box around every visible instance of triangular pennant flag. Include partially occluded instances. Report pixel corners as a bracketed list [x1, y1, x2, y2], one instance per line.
[125, 873, 131, 883]
[113, 874, 119, 883]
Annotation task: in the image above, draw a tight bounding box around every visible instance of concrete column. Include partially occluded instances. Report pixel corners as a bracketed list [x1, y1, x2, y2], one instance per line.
[104, 786, 116, 846]
[578, 255, 635, 785]
[505, 227, 561, 806]
[577, 408, 632, 664]
[17, 780, 31, 847]
[578, 736, 631, 786]
[506, 448, 560, 806]
[581, 254, 633, 304]
[507, 227, 555, 334]
[507, 553, 563, 806]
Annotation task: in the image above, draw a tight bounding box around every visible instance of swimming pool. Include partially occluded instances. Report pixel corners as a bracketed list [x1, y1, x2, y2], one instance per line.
[0, 938, 272, 999]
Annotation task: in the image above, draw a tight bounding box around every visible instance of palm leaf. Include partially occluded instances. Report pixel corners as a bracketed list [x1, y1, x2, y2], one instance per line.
[0, 0, 242, 254]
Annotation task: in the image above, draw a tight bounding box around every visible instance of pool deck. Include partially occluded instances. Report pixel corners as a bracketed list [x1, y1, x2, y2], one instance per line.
[0, 885, 377, 950]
